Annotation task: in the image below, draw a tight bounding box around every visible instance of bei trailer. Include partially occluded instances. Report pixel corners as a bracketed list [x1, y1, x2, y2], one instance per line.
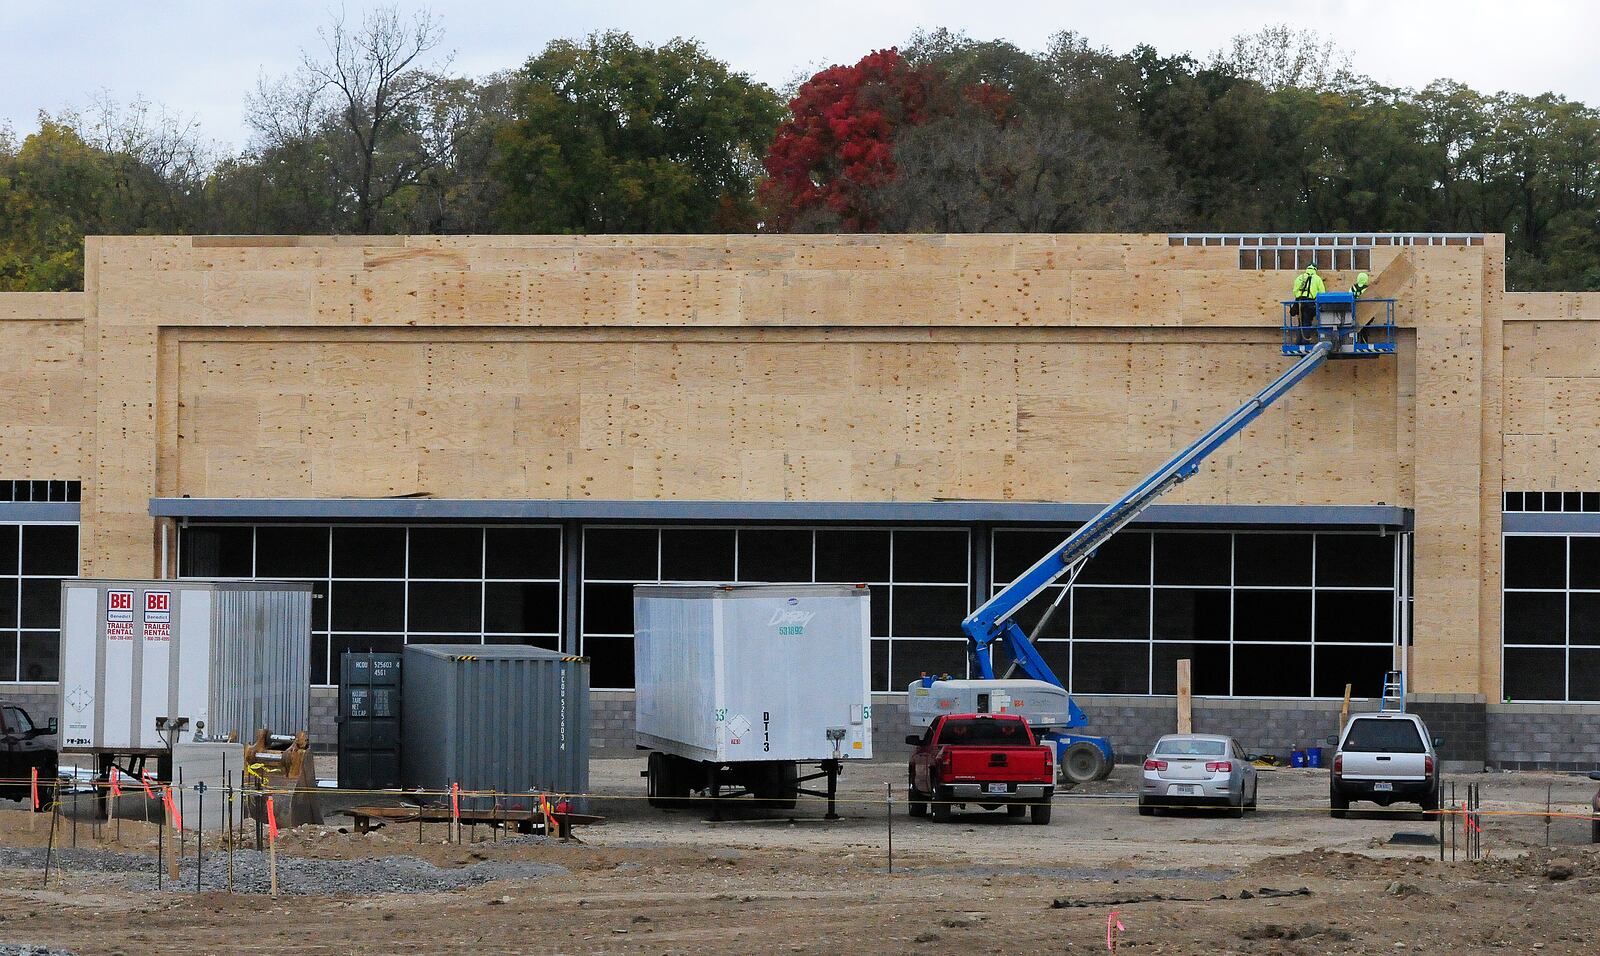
[633, 584, 873, 817]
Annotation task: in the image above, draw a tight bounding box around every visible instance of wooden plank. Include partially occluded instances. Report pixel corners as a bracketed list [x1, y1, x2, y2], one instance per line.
[1176, 659, 1192, 733]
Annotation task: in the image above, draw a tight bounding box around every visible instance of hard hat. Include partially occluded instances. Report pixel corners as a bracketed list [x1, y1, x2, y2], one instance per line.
[1356, 271, 1370, 284]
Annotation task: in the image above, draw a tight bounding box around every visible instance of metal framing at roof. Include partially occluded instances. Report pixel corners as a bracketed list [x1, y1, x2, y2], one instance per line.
[1168, 233, 1486, 247]
[149, 497, 1411, 530]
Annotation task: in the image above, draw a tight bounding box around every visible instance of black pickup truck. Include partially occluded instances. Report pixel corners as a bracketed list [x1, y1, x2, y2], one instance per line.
[1, 701, 57, 808]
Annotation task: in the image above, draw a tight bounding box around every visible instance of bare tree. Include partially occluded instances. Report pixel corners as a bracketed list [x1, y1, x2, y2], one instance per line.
[1211, 25, 1358, 92]
[248, 5, 451, 233]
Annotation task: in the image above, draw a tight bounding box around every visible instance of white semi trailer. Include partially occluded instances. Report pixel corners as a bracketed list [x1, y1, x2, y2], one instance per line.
[633, 584, 873, 817]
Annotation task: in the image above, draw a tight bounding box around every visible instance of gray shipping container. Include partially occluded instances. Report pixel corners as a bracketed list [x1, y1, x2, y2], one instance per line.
[58, 579, 312, 753]
[400, 644, 589, 804]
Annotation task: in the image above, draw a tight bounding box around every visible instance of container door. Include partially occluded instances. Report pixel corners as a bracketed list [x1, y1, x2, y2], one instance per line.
[338, 651, 402, 790]
[719, 590, 871, 762]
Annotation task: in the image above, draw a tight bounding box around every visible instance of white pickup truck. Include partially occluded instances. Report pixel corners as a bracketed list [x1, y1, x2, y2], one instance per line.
[1329, 712, 1441, 818]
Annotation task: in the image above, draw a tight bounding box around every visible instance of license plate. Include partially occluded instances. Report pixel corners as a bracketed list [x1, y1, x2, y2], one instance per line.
[1373, 781, 1394, 792]
[1168, 784, 1201, 796]
[986, 783, 1008, 794]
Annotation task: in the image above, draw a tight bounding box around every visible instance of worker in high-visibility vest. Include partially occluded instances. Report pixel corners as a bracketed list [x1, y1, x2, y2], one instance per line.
[1351, 271, 1370, 298]
[1290, 264, 1326, 341]
[1347, 271, 1372, 340]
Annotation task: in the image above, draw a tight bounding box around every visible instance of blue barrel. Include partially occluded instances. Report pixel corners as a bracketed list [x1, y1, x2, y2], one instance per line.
[1306, 747, 1323, 768]
[1290, 749, 1307, 768]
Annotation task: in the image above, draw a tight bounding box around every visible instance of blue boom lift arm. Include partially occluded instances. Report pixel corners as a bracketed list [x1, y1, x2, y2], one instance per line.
[957, 295, 1397, 778]
[961, 339, 1337, 686]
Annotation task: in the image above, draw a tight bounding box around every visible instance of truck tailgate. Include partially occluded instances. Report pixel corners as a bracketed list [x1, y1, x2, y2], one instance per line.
[1342, 752, 1428, 779]
[944, 746, 1053, 782]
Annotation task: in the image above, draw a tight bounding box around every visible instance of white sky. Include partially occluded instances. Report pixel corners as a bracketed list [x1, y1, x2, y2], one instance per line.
[2, 0, 1594, 151]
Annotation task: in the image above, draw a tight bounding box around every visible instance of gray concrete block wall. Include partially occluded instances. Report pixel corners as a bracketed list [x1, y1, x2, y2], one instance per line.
[1487, 702, 1600, 770]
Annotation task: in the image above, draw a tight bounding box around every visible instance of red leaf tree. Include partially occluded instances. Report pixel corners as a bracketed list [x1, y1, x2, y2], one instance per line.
[760, 49, 939, 230]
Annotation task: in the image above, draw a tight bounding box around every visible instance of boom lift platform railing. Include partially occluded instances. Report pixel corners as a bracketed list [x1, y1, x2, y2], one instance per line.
[948, 294, 1399, 782]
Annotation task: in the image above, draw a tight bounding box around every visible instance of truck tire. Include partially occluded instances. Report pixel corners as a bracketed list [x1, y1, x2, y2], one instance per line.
[646, 752, 670, 809]
[1030, 794, 1054, 825]
[1329, 786, 1350, 819]
[1007, 803, 1027, 819]
[1592, 817, 1599, 845]
[930, 787, 953, 822]
[1062, 743, 1106, 786]
[908, 789, 927, 817]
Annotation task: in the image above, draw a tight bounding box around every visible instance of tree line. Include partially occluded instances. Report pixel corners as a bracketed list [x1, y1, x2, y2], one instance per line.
[2, 9, 1595, 292]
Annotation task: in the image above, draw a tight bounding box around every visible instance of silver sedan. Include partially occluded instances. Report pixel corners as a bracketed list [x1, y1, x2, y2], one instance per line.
[1137, 734, 1258, 818]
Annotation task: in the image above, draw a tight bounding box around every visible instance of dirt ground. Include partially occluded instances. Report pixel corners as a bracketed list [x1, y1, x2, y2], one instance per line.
[1, 758, 1598, 954]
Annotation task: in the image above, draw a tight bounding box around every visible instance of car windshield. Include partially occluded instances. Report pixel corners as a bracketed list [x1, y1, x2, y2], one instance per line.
[1342, 719, 1424, 754]
[939, 718, 1031, 746]
[1154, 738, 1227, 757]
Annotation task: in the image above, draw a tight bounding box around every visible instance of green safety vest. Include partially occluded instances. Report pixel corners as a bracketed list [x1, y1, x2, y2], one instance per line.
[1293, 270, 1325, 299]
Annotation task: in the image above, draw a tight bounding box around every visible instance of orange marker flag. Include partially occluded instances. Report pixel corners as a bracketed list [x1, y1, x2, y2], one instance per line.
[1107, 910, 1125, 953]
[451, 783, 460, 821]
[109, 767, 123, 797]
[265, 794, 279, 841]
[163, 785, 182, 833]
[30, 766, 39, 810]
[140, 771, 156, 799]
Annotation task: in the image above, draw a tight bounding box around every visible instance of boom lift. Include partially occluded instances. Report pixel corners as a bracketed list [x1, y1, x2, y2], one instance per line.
[919, 293, 1398, 785]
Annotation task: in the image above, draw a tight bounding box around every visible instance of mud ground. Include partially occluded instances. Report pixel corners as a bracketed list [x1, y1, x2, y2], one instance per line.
[0, 758, 1596, 954]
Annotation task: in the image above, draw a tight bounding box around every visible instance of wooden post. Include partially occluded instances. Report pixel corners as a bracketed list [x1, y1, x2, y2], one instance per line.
[1339, 683, 1352, 735]
[1176, 659, 1192, 733]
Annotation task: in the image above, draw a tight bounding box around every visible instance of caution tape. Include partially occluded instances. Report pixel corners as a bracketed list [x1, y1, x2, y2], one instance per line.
[1, 774, 1597, 820]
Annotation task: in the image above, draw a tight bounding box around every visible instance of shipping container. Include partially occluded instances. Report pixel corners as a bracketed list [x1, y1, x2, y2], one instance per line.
[337, 651, 403, 791]
[400, 644, 588, 806]
[58, 580, 312, 755]
[633, 584, 872, 814]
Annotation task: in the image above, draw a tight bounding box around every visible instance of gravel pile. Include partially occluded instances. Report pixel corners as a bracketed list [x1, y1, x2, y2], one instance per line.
[0, 846, 566, 897]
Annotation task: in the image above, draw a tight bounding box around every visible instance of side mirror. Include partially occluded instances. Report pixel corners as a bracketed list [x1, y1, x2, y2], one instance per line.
[1325, 736, 1337, 747]
[1433, 736, 1445, 748]
[904, 734, 922, 746]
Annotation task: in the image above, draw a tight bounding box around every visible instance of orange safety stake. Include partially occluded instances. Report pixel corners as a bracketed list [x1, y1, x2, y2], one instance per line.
[265, 794, 279, 841]
[1107, 910, 1125, 953]
[109, 767, 123, 798]
[140, 771, 156, 799]
[30, 766, 39, 811]
[163, 786, 182, 833]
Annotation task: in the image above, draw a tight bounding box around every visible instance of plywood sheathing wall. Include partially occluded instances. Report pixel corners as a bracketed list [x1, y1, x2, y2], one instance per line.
[101, 235, 1403, 515]
[0, 292, 89, 484]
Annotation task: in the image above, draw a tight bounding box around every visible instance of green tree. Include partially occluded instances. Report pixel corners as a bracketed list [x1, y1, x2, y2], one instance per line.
[493, 31, 783, 233]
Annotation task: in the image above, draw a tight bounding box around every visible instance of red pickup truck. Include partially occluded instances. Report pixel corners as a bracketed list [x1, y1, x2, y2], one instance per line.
[906, 713, 1055, 824]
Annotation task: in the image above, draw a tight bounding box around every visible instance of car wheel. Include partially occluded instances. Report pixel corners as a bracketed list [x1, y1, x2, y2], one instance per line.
[1061, 743, 1106, 786]
[1030, 800, 1053, 825]
[930, 788, 953, 822]
[1138, 799, 1154, 817]
[908, 788, 927, 818]
[1007, 803, 1027, 819]
[1229, 800, 1245, 819]
[1247, 781, 1259, 811]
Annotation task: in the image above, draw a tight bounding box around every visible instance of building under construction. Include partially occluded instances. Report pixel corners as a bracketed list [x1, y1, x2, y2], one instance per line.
[0, 232, 1592, 769]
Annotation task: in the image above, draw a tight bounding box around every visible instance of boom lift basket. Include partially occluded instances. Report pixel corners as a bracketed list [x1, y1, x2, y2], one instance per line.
[1282, 294, 1396, 358]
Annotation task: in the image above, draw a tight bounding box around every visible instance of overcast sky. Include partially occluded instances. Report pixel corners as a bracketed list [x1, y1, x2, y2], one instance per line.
[3, 0, 1593, 151]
